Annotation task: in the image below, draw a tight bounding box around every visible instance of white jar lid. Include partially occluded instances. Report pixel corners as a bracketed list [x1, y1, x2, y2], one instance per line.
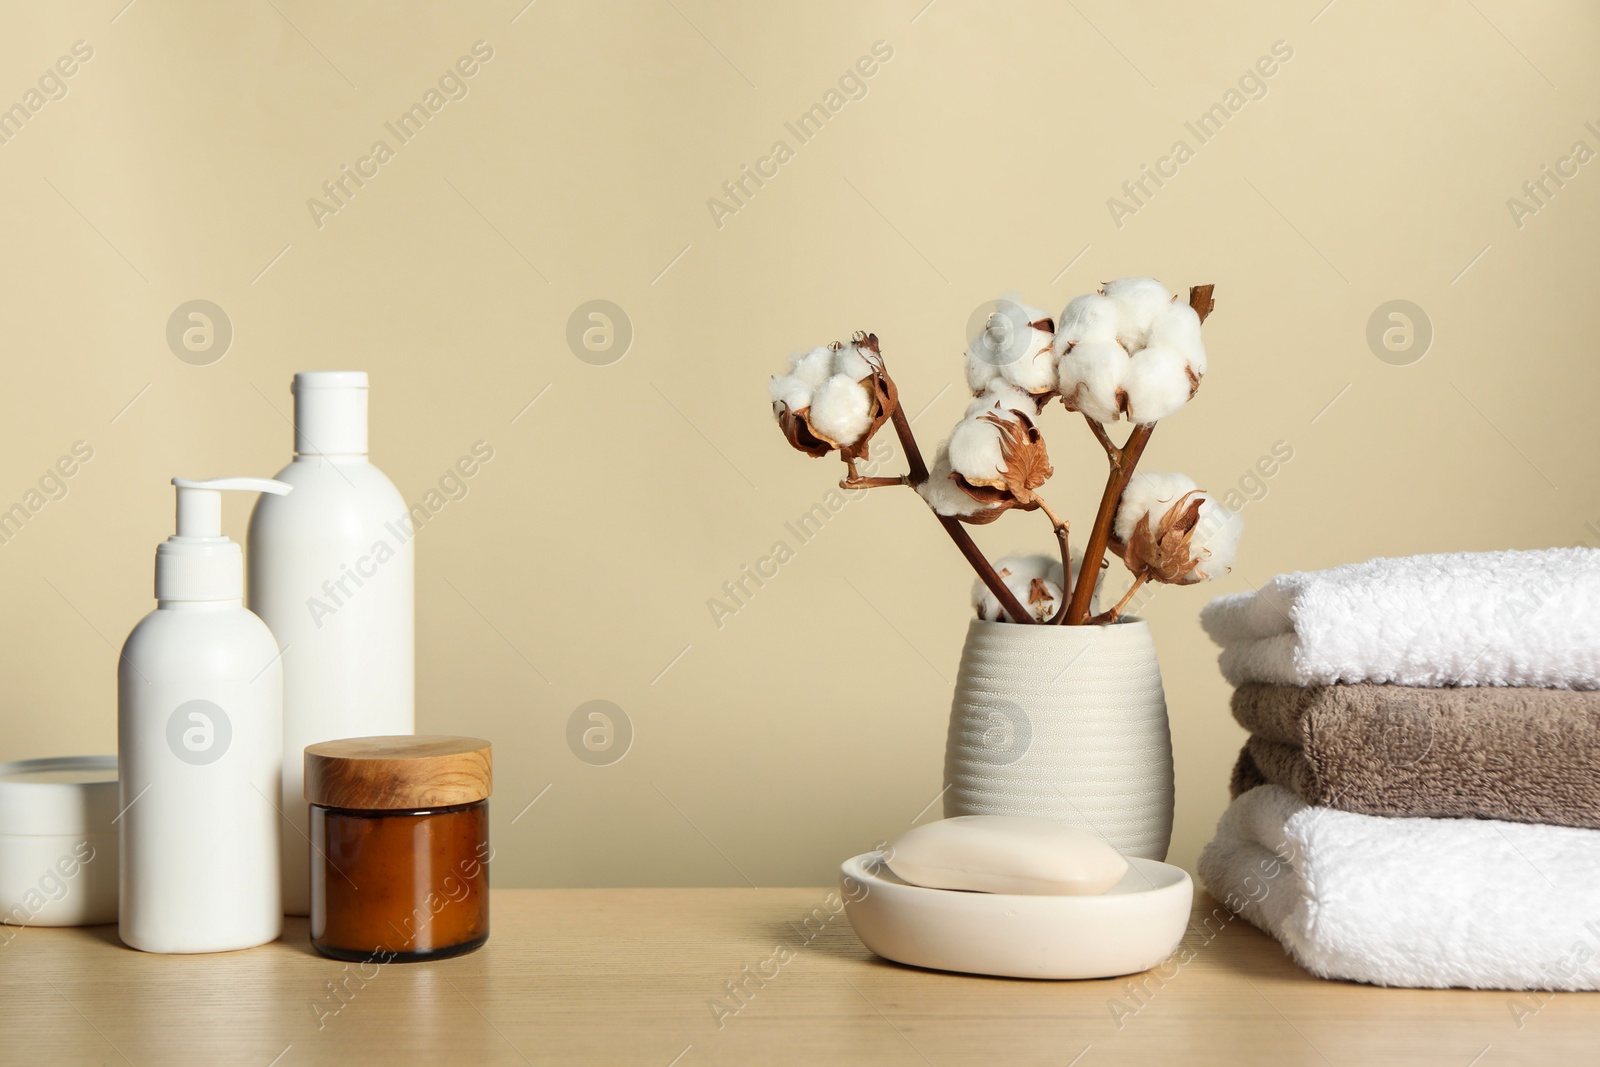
[0, 757, 119, 836]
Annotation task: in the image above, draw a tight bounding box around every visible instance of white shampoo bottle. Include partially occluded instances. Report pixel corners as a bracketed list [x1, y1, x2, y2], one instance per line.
[247, 371, 415, 915]
[119, 477, 292, 953]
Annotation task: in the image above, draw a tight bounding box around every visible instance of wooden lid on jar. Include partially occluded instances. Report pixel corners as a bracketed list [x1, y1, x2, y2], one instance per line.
[304, 736, 492, 810]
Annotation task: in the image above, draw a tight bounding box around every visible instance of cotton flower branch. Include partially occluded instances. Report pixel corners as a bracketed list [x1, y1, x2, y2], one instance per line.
[1061, 283, 1221, 625]
[770, 332, 1032, 621]
[768, 335, 897, 479]
[766, 279, 1239, 626]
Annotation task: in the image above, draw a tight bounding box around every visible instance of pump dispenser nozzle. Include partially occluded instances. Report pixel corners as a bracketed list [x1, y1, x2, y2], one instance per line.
[173, 478, 293, 538]
[157, 477, 292, 602]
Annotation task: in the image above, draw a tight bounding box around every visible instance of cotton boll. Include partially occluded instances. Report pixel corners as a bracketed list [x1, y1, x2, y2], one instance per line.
[1189, 496, 1244, 580]
[1117, 480, 1242, 587]
[1024, 578, 1066, 621]
[965, 317, 1007, 391]
[972, 554, 1056, 621]
[1101, 277, 1173, 313]
[1115, 471, 1199, 542]
[998, 575, 1062, 627]
[994, 554, 1055, 583]
[968, 551, 1100, 621]
[999, 333, 1057, 395]
[918, 444, 994, 520]
[970, 577, 1013, 621]
[1123, 345, 1195, 423]
[807, 374, 872, 446]
[948, 411, 1008, 484]
[966, 381, 1036, 420]
[1057, 338, 1128, 423]
[1002, 296, 1052, 330]
[1147, 301, 1207, 377]
[768, 374, 813, 414]
[949, 385, 1032, 482]
[788, 346, 836, 388]
[832, 343, 874, 383]
[1101, 278, 1174, 351]
[1052, 292, 1119, 357]
[966, 297, 1052, 397]
[987, 296, 1056, 396]
[965, 348, 1004, 393]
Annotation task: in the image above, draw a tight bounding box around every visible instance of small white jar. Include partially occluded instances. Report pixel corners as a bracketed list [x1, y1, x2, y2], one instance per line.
[0, 756, 119, 927]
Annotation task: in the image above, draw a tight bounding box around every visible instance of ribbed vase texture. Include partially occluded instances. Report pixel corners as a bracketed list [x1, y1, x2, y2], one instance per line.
[944, 617, 1174, 860]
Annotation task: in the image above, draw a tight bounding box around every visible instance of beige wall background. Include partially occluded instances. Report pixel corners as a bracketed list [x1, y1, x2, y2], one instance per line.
[1, 0, 1597, 887]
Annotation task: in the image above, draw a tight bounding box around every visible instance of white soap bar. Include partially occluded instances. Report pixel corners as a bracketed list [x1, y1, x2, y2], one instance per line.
[884, 816, 1128, 896]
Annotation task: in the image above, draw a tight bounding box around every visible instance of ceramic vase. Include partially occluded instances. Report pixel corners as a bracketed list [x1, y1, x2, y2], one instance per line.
[943, 617, 1174, 860]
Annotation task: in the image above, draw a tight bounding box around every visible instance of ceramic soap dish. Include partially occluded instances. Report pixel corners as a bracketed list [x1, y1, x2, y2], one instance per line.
[839, 851, 1192, 980]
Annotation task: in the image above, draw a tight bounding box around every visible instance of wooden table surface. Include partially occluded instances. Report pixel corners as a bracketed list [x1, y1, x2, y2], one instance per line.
[0, 888, 1594, 1066]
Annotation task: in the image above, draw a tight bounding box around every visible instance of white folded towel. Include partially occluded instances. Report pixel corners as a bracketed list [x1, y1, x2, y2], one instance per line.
[1200, 547, 1600, 688]
[1199, 785, 1600, 990]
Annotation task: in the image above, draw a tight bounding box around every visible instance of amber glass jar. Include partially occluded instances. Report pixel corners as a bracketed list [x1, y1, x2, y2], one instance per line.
[303, 736, 491, 963]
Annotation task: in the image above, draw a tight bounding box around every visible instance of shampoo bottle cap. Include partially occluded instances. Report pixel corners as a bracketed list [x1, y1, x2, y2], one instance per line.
[156, 477, 292, 602]
[292, 371, 368, 456]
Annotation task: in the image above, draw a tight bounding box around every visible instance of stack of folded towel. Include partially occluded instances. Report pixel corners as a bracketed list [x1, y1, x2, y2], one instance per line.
[1197, 547, 1600, 990]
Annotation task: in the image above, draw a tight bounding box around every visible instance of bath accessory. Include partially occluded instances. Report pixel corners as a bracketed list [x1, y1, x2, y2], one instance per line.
[119, 477, 291, 954]
[944, 617, 1173, 859]
[1229, 682, 1600, 827]
[304, 735, 490, 962]
[248, 371, 415, 915]
[0, 756, 118, 927]
[1200, 547, 1600, 688]
[840, 850, 1190, 979]
[884, 815, 1128, 895]
[1200, 784, 1600, 990]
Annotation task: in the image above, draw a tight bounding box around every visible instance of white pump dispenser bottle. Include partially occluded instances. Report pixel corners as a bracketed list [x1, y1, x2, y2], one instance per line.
[118, 477, 292, 954]
[247, 371, 415, 915]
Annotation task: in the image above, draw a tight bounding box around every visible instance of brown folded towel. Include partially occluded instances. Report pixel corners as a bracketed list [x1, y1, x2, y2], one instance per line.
[1228, 683, 1600, 827]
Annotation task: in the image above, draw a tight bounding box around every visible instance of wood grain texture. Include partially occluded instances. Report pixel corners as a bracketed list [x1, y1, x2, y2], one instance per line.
[0, 890, 1594, 1065]
[303, 736, 491, 810]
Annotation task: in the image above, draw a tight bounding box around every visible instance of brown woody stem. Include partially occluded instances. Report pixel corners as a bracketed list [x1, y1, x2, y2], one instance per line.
[1093, 575, 1148, 624]
[1036, 498, 1073, 625]
[1085, 416, 1119, 460]
[841, 475, 907, 489]
[875, 357, 1032, 625]
[1066, 423, 1154, 624]
[888, 399, 929, 486]
[938, 517, 1030, 623]
[1050, 524, 1073, 625]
